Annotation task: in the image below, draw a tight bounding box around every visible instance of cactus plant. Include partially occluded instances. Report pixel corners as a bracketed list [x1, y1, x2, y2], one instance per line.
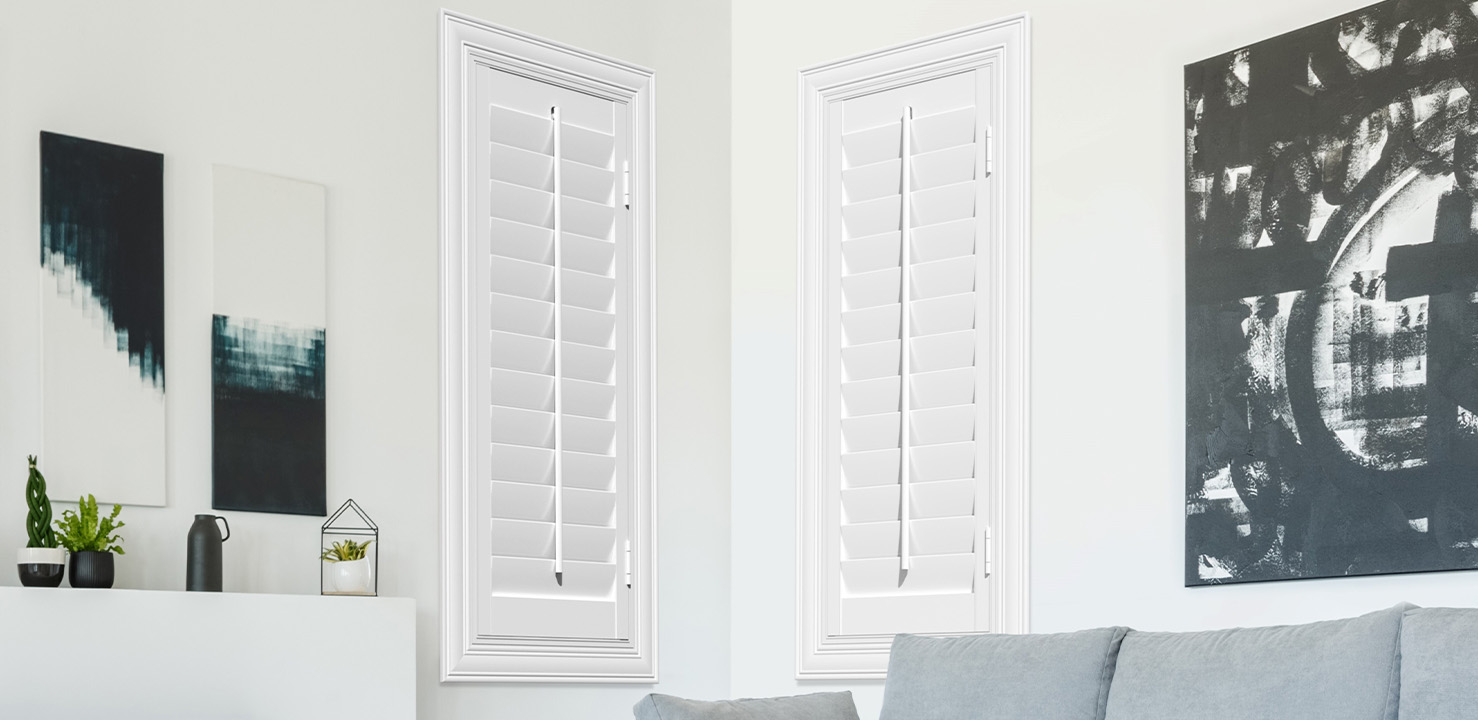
[24, 456, 57, 549]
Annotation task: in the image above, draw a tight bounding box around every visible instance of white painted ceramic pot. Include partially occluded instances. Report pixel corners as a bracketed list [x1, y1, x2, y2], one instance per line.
[330, 557, 372, 594]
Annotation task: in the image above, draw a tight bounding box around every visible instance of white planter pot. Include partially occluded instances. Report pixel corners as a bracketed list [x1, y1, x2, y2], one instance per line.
[17, 547, 65, 566]
[329, 558, 372, 594]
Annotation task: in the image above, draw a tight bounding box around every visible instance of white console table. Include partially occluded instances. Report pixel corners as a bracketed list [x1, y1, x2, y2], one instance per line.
[0, 587, 415, 718]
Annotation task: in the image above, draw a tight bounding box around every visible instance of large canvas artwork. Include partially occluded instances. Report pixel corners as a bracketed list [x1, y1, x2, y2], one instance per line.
[40, 132, 166, 507]
[211, 166, 327, 516]
[1187, 1, 1478, 585]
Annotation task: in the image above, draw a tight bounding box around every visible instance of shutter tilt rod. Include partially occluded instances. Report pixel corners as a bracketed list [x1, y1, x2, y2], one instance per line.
[552, 105, 565, 581]
[899, 106, 913, 575]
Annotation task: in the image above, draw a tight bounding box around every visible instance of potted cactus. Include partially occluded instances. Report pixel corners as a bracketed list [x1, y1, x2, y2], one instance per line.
[16, 456, 65, 587]
[55, 494, 125, 589]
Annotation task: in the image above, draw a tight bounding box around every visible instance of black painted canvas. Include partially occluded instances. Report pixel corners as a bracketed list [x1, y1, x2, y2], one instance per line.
[1188, 0, 1478, 585]
[212, 315, 326, 516]
[40, 132, 168, 507]
[1187, 0, 1478, 585]
[41, 132, 166, 385]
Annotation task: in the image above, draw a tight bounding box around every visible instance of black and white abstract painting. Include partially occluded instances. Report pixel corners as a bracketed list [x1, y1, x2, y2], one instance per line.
[212, 316, 326, 515]
[40, 132, 166, 507]
[1187, 0, 1478, 585]
[211, 166, 327, 516]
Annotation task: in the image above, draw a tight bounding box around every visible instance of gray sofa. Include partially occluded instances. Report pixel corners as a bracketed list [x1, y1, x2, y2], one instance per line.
[636, 604, 1478, 719]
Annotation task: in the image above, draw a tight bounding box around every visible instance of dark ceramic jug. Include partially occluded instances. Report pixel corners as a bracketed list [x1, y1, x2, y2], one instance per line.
[186, 514, 230, 592]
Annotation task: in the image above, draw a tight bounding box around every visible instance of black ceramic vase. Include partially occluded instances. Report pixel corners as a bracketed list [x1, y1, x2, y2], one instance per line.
[186, 514, 229, 592]
[69, 551, 114, 589]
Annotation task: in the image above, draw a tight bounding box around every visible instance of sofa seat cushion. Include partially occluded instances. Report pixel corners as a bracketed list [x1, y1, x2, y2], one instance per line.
[879, 627, 1130, 720]
[633, 692, 859, 720]
[1397, 607, 1478, 720]
[1103, 603, 1410, 720]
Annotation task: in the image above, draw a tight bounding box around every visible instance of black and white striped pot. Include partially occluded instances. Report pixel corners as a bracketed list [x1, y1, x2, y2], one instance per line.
[16, 547, 65, 587]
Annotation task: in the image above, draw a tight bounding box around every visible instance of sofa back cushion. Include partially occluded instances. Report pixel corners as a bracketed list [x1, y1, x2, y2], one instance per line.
[879, 627, 1130, 720]
[1398, 606, 1478, 720]
[633, 692, 859, 720]
[1103, 603, 1410, 720]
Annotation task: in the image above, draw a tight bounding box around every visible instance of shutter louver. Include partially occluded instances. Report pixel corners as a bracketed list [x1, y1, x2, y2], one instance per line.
[835, 74, 983, 638]
[483, 73, 626, 642]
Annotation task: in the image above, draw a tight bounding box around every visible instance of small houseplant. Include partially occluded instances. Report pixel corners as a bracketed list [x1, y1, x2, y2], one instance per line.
[55, 494, 125, 589]
[16, 456, 65, 587]
[321, 538, 374, 595]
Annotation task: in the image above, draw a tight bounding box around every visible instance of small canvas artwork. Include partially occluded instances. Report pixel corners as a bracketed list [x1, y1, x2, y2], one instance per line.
[212, 316, 326, 515]
[40, 132, 166, 507]
[1187, 1, 1478, 584]
[211, 166, 327, 516]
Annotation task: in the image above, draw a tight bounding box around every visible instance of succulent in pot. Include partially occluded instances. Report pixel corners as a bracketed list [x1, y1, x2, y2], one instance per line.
[321, 539, 374, 594]
[17, 456, 65, 587]
[55, 494, 125, 589]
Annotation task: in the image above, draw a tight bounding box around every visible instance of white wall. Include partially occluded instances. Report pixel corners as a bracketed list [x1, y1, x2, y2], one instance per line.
[730, 1, 1478, 719]
[0, 2, 731, 719]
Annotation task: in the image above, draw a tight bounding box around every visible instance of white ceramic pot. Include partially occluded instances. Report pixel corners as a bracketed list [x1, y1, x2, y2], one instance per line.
[17, 547, 65, 566]
[330, 557, 372, 594]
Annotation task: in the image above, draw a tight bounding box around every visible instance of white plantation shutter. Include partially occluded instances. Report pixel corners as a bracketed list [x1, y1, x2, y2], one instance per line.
[477, 68, 630, 642]
[833, 72, 985, 639]
[799, 19, 1030, 679]
[442, 13, 655, 682]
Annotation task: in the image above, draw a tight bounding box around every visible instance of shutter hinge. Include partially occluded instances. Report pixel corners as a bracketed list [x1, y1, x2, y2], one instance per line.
[624, 539, 633, 588]
[985, 126, 995, 178]
[983, 526, 993, 578]
[622, 161, 631, 209]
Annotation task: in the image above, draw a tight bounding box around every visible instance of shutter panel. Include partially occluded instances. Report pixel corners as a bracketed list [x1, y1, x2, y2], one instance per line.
[799, 16, 1029, 680]
[833, 71, 986, 638]
[442, 13, 655, 682]
[476, 66, 628, 642]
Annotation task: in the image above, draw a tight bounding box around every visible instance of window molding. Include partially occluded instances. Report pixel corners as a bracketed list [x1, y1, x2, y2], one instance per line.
[440, 10, 657, 683]
[796, 15, 1031, 680]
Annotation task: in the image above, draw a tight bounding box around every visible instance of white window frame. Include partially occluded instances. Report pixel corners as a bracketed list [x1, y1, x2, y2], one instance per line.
[439, 10, 657, 682]
[796, 15, 1031, 679]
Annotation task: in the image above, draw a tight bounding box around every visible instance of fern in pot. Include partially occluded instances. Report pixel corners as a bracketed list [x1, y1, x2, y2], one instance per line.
[16, 456, 65, 587]
[55, 494, 125, 589]
[321, 539, 374, 595]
